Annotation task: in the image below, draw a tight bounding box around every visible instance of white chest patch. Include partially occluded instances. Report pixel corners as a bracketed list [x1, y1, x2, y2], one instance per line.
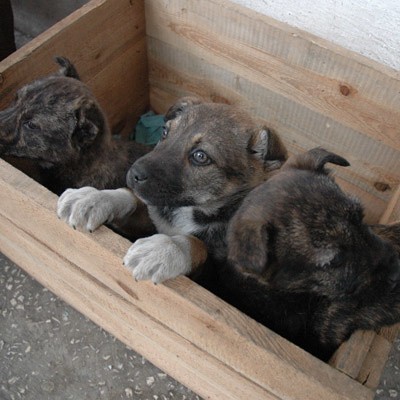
[149, 206, 202, 236]
[314, 247, 338, 267]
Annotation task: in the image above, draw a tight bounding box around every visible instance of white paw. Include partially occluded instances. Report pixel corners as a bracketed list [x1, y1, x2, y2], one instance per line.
[57, 187, 137, 232]
[123, 234, 192, 284]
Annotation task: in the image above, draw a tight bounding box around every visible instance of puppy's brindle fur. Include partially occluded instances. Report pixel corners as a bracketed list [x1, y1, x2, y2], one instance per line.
[0, 57, 150, 195]
[1, 57, 154, 238]
[225, 148, 400, 359]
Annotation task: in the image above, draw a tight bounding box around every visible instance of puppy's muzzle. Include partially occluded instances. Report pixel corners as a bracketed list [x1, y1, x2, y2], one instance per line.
[127, 164, 148, 188]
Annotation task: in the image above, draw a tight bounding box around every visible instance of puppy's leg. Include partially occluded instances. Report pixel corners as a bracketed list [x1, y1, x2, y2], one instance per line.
[57, 187, 137, 232]
[123, 234, 208, 284]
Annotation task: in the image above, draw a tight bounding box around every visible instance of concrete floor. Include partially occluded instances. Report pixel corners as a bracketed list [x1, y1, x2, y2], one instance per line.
[1, 1, 399, 399]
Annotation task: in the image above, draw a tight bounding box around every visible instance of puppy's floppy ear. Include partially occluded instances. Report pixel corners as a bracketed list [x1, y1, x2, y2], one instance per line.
[55, 56, 80, 80]
[248, 127, 287, 169]
[72, 100, 104, 149]
[227, 213, 269, 275]
[286, 147, 350, 172]
[165, 96, 205, 121]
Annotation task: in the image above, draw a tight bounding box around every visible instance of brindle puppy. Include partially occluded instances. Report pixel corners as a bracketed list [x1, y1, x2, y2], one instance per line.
[58, 96, 288, 282]
[0, 57, 150, 194]
[225, 148, 400, 359]
[0, 57, 154, 238]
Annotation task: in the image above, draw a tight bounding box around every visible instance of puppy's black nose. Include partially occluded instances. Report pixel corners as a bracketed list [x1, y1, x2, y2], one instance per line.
[127, 164, 148, 188]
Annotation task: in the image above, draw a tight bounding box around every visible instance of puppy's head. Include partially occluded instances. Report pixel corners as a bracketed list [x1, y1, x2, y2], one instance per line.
[227, 148, 354, 274]
[0, 57, 108, 168]
[126, 97, 287, 207]
[228, 148, 400, 295]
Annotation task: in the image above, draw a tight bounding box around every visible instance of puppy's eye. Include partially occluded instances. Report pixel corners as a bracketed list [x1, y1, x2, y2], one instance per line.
[190, 150, 211, 166]
[161, 126, 169, 139]
[24, 120, 40, 131]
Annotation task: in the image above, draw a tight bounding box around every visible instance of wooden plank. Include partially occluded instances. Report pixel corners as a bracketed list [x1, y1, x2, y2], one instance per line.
[357, 335, 393, 389]
[380, 185, 400, 225]
[146, 0, 400, 222]
[0, 0, 149, 136]
[329, 331, 377, 380]
[0, 158, 374, 399]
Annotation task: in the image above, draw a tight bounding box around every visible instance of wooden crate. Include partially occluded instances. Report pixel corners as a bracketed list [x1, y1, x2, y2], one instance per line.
[0, 0, 399, 398]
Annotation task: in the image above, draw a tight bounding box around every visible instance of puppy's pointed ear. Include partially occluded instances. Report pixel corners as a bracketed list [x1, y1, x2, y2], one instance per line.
[308, 147, 350, 170]
[72, 100, 104, 149]
[248, 127, 287, 169]
[55, 56, 80, 80]
[286, 147, 350, 172]
[165, 96, 205, 121]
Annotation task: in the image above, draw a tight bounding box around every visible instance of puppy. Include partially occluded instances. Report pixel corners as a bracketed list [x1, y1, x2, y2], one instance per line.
[0, 57, 154, 239]
[58, 96, 288, 282]
[225, 148, 400, 359]
[0, 56, 150, 195]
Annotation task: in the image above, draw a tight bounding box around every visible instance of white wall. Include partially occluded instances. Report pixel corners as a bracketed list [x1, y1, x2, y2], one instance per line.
[231, 0, 400, 71]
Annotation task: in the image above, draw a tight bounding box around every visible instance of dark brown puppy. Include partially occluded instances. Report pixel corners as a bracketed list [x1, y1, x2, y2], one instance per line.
[225, 147, 400, 359]
[0, 57, 150, 195]
[58, 96, 288, 283]
[122, 96, 288, 281]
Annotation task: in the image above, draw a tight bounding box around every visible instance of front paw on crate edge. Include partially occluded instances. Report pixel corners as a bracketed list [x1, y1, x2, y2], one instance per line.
[123, 234, 192, 284]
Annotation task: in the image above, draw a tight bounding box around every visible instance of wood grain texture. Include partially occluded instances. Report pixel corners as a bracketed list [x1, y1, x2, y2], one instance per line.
[329, 331, 377, 379]
[146, 0, 400, 222]
[0, 0, 149, 137]
[357, 335, 393, 389]
[0, 158, 374, 399]
[380, 185, 400, 225]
